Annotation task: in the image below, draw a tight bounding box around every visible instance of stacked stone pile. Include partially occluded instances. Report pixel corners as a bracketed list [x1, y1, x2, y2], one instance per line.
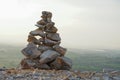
[20, 11, 72, 70]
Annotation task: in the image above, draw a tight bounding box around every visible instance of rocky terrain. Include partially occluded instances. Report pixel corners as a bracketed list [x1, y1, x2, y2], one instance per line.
[0, 68, 120, 80]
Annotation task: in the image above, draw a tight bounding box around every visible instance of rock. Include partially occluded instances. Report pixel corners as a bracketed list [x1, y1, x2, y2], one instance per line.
[103, 68, 115, 73]
[27, 35, 41, 45]
[38, 37, 43, 41]
[38, 45, 52, 53]
[53, 45, 67, 56]
[37, 19, 47, 25]
[41, 11, 52, 22]
[35, 24, 45, 31]
[20, 58, 33, 69]
[39, 50, 60, 64]
[46, 12, 52, 22]
[21, 43, 41, 59]
[30, 28, 45, 37]
[60, 57, 72, 70]
[45, 22, 58, 33]
[20, 58, 50, 69]
[41, 11, 48, 21]
[91, 77, 100, 80]
[50, 57, 72, 70]
[103, 73, 110, 80]
[27, 35, 37, 42]
[46, 33, 61, 41]
[110, 71, 120, 75]
[0, 67, 6, 71]
[46, 26, 58, 33]
[112, 77, 120, 80]
[43, 38, 60, 46]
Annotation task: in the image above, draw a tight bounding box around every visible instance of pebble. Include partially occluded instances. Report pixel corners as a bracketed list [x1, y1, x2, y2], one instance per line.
[0, 69, 119, 80]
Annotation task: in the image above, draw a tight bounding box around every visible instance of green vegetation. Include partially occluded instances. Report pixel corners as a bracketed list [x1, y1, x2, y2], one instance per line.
[66, 51, 120, 71]
[0, 44, 120, 71]
[0, 45, 23, 68]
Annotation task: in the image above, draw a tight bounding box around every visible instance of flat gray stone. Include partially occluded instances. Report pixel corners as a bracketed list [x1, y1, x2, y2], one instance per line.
[39, 50, 60, 64]
[36, 19, 47, 25]
[43, 38, 60, 46]
[46, 33, 61, 41]
[38, 45, 52, 53]
[21, 43, 41, 59]
[30, 28, 45, 37]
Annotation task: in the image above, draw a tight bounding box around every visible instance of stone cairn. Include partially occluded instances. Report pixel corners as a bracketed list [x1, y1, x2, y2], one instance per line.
[20, 11, 72, 70]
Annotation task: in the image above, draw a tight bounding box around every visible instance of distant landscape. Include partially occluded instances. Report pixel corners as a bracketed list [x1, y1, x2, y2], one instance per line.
[0, 44, 120, 71]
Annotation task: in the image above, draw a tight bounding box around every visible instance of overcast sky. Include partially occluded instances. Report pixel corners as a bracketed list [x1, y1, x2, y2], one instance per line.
[0, 0, 120, 49]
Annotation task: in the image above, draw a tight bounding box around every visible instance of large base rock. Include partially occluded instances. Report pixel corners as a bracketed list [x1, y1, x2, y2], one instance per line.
[50, 57, 72, 70]
[21, 43, 41, 59]
[20, 58, 50, 69]
[53, 45, 67, 56]
[39, 50, 60, 64]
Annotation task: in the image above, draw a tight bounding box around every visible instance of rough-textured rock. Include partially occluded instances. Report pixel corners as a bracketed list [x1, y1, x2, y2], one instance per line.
[38, 45, 52, 53]
[45, 23, 58, 33]
[46, 12, 52, 22]
[39, 50, 60, 64]
[20, 58, 33, 69]
[30, 28, 45, 37]
[43, 38, 60, 46]
[35, 24, 45, 31]
[21, 43, 41, 59]
[27, 35, 41, 45]
[50, 57, 72, 70]
[27, 35, 37, 42]
[41, 11, 52, 22]
[20, 58, 50, 69]
[53, 45, 67, 56]
[37, 19, 47, 25]
[46, 33, 61, 41]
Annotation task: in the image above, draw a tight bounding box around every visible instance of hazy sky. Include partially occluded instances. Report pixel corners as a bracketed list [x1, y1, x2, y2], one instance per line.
[0, 0, 120, 49]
